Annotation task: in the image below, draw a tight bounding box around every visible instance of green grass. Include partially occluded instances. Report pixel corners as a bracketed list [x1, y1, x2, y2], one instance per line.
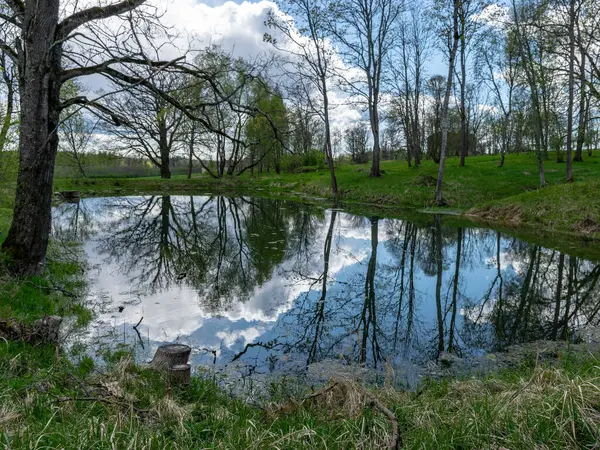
[1, 341, 600, 449]
[55, 151, 600, 238]
[0, 187, 89, 325]
[3, 151, 600, 448]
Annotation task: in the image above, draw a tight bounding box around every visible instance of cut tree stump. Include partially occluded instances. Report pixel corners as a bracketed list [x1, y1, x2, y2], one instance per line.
[150, 344, 191, 371]
[169, 364, 191, 385]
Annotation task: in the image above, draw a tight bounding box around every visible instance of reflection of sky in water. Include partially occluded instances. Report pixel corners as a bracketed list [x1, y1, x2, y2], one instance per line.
[53, 196, 600, 378]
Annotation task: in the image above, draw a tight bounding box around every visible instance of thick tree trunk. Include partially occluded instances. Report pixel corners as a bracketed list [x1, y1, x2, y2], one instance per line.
[1, 0, 61, 275]
[151, 344, 191, 371]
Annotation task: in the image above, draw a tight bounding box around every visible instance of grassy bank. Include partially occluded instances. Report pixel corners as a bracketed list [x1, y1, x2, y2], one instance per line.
[1, 341, 600, 449]
[55, 152, 600, 239]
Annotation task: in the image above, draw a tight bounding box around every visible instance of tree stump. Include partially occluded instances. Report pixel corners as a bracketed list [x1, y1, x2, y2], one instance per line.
[150, 344, 191, 371]
[169, 364, 191, 386]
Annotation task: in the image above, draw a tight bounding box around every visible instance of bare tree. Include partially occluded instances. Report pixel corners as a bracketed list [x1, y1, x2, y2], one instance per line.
[329, 0, 404, 177]
[105, 72, 186, 179]
[266, 0, 339, 194]
[389, 6, 433, 167]
[433, 0, 462, 206]
[475, 19, 518, 167]
[345, 122, 370, 163]
[510, 0, 547, 187]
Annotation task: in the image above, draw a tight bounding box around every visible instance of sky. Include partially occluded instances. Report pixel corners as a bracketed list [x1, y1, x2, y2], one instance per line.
[79, 0, 449, 132]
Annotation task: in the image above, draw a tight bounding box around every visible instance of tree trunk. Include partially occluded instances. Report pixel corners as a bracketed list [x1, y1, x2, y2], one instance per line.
[575, 50, 586, 162]
[459, 27, 467, 167]
[151, 344, 191, 371]
[565, 0, 575, 182]
[435, 5, 460, 206]
[169, 364, 191, 385]
[0, 66, 14, 153]
[1, 0, 62, 275]
[159, 126, 171, 179]
[187, 126, 195, 179]
[369, 96, 381, 177]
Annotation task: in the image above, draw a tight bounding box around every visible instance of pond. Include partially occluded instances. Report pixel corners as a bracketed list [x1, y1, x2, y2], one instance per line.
[54, 195, 600, 387]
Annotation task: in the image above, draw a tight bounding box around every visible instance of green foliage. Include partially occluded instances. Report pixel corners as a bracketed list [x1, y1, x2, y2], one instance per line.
[245, 85, 288, 173]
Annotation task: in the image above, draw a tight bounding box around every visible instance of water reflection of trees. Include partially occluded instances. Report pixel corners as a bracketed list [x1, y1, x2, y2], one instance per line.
[280, 214, 600, 369]
[54, 197, 600, 370]
[90, 195, 321, 312]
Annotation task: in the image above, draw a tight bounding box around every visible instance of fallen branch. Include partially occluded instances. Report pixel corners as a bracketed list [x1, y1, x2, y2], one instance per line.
[275, 378, 401, 450]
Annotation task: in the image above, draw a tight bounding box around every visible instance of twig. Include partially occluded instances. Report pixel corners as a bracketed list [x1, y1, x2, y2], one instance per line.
[366, 392, 401, 450]
[133, 316, 143, 329]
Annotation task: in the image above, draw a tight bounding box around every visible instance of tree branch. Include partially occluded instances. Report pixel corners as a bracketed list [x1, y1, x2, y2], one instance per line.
[58, 0, 147, 39]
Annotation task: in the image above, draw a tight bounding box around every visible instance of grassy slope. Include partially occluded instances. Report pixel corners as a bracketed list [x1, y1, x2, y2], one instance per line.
[1, 343, 600, 449]
[3, 152, 600, 448]
[56, 151, 600, 237]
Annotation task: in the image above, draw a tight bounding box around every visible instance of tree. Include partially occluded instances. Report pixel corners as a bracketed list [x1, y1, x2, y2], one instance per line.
[0, 0, 178, 274]
[105, 72, 186, 179]
[345, 122, 370, 164]
[565, 0, 576, 181]
[475, 21, 518, 167]
[59, 82, 100, 178]
[455, 0, 485, 167]
[245, 86, 289, 174]
[389, 6, 433, 167]
[433, 0, 462, 205]
[510, 0, 548, 186]
[329, 0, 404, 177]
[266, 0, 339, 193]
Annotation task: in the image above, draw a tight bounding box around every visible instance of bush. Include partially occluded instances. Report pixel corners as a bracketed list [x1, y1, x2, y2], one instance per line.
[281, 154, 303, 173]
[303, 150, 326, 169]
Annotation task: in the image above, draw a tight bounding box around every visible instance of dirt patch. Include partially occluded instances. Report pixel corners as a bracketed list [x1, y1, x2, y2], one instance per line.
[413, 174, 437, 187]
[468, 204, 524, 224]
[571, 217, 600, 234]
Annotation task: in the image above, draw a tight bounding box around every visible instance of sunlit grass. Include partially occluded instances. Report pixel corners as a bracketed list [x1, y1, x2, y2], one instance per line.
[1, 342, 600, 449]
[55, 151, 600, 237]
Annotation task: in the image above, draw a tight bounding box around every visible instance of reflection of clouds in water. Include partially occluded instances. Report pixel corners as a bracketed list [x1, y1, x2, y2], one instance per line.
[55, 196, 600, 374]
[77, 200, 379, 351]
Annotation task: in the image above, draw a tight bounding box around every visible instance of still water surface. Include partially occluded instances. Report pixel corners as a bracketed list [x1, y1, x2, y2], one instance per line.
[53, 196, 600, 384]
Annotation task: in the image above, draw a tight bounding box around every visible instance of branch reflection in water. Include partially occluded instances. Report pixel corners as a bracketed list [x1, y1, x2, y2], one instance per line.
[53, 196, 600, 383]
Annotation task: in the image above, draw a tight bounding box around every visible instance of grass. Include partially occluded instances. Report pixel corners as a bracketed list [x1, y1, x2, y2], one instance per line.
[3, 151, 600, 447]
[55, 151, 600, 238]
[1, 341, 600, 449]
